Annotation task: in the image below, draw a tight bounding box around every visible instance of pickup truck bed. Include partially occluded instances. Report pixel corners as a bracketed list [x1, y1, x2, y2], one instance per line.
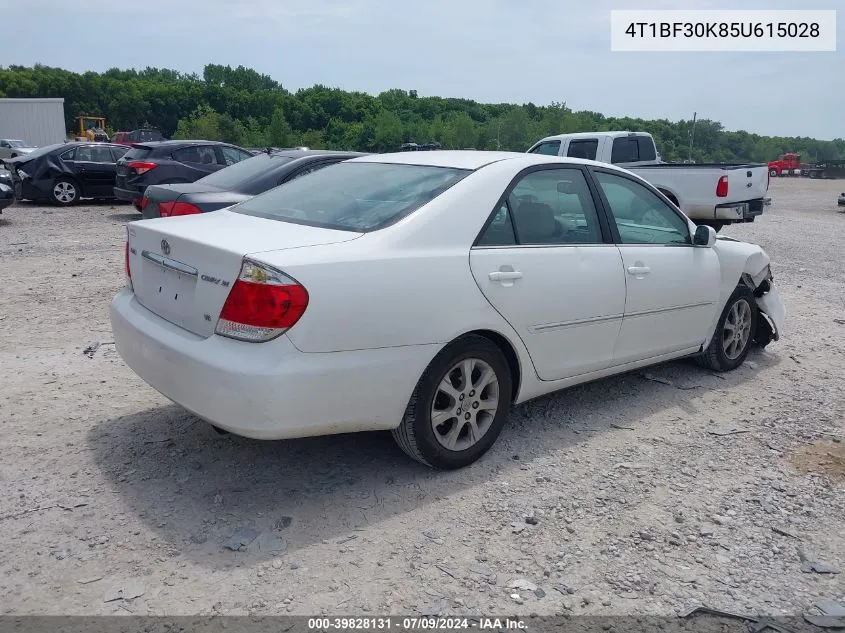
[629, 163, 770, 225]
[527, 131, 771, 230]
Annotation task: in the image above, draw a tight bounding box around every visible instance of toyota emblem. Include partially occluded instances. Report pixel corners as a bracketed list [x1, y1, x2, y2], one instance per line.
[161, 239, 171, 256]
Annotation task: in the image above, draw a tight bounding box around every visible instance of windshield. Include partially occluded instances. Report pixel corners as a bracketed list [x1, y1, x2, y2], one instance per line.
[232, 162, 470, 232]
[197, 153, 293, 190]
[8, 140, 27, 148]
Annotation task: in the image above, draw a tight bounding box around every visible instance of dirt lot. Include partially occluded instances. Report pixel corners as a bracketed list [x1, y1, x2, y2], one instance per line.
[0, 179, 843, 618]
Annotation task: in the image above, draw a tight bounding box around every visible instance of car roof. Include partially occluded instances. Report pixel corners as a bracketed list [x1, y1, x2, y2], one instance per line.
[269, 149, 368, 159]
[350, 150, 526, 170]
[537, 131, 654, 142]
[136, 140, 229, 148]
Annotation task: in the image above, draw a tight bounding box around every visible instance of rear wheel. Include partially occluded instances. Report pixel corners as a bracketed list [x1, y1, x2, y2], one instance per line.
[392, 335, 512, 469]
[769, 168, 778, 177]
[51, 178, 79, 206]
[697, 285, 758, 372]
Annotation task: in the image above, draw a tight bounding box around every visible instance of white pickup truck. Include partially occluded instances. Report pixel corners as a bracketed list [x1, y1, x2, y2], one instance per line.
[527, 131, 771, 231]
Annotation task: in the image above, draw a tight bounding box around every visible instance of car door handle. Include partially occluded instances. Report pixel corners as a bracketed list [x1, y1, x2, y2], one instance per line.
[489, 271, 523, 281]
[627, 266, 651, 275]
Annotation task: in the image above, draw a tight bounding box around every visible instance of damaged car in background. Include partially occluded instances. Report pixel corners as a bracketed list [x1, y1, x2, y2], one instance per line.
[111, 151, 786, 470]
[5, 142, 130, 205]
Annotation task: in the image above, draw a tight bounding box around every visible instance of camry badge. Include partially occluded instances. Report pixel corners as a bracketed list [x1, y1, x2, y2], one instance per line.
[161, 239, 171, 256]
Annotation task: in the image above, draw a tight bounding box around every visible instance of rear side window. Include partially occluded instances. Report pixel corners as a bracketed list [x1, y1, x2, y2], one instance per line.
[528, 141, 561, 156]
[610, 138, 639, 163]
[220, 145, 253, 166]
[567, 139, 598, 160]
[75, 146, 115, 163]
[233, 162, 469, 232]
[173, 145, 217, 165]
[123, 147, 152, 161]
[637, 137, 656, 161]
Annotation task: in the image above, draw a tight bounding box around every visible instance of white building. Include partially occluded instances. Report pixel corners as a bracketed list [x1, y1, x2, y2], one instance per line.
[0, 98, 66, 147]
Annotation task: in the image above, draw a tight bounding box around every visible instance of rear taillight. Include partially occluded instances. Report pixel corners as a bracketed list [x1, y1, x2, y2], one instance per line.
[170, 202, 201, 217]
[128, 161, 158, 175]
[716, 175, 729, 197]
[140, 196, 149, 210]
[159, 201, 201, 217]
[215, 260, 309, 343]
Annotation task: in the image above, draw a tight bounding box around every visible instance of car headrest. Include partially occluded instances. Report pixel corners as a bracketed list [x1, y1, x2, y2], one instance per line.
[514, 202, 557, 242]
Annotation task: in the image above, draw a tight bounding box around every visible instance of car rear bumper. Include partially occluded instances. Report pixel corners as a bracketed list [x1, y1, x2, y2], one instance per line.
[114, 186, 142, 201]
[110, 289, 436, 440]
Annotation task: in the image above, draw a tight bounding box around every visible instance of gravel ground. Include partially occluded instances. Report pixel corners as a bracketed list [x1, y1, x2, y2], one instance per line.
[0, 179, 843, 619]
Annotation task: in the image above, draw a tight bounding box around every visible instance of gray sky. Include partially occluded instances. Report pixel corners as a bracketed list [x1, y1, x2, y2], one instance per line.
[2, 0, 842, 139]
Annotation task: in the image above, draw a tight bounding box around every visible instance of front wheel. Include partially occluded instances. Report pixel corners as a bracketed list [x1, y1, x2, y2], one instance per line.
[697, 285, 758, 372]
[769, 169, 778, 177]
[392, 335, 512, 469]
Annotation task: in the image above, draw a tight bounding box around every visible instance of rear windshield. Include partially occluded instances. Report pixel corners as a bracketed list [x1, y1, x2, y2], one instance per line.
[197, 153, 293, 190]
[232, 162, 469, 232]
[122, 147, 152, 161]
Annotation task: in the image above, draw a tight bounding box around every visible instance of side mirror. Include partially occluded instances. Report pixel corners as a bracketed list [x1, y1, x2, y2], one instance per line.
[693, 225, 717, 247]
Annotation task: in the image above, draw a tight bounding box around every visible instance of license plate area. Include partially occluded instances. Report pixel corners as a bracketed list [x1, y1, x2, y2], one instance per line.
[137, 251, 198, 328]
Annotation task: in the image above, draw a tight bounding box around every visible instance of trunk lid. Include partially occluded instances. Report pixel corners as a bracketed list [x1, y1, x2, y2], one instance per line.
[127, 210, 362, 337]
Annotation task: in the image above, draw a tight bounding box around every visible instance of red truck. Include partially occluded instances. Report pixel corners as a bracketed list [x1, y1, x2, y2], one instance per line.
[768, 153, 801, 177]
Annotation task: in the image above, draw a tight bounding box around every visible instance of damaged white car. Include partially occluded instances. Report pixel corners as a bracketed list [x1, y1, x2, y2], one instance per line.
[111, 151, 786, 470]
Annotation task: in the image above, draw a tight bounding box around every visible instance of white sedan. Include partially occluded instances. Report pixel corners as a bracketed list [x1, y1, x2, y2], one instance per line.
[111, 151, 786, 469]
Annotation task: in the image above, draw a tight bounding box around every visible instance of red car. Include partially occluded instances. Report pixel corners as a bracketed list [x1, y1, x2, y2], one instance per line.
[111, 129, 166, 147]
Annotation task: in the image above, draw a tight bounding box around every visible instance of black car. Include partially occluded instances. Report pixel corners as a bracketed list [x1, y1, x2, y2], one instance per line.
[114, 140, 255, 210]
[141, 149, 367, 219]
[4, 142, 131, 206]
[0, 168, 14, 212]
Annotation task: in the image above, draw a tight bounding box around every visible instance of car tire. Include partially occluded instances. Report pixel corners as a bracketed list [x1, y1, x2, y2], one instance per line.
[392, 335, 513, 470]
[51, 178, 79, 206]
[697, 284, 758, 372]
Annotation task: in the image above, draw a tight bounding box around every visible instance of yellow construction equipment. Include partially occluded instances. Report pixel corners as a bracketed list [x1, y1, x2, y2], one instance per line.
[74, 116, 109, 142]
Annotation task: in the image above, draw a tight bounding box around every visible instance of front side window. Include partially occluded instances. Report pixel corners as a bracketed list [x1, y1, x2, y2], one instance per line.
[528, 141, 561, 156]
[476, 168, 603, 246]
[593, 170, 691, 245]
[233, 162, 469, 232]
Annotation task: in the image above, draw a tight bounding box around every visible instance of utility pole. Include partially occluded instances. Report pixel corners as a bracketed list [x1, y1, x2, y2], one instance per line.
[687, 112, 697, 163]
[496, 120, 502, 151]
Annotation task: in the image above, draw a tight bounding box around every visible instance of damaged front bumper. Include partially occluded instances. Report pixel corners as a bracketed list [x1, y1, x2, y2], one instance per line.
[745, 267, 786, 344]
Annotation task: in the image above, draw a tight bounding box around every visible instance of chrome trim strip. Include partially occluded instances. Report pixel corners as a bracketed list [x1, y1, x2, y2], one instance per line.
[530, 313, 623, 332]
[625, 301, 713, 318]
[141, 250, 198, 276]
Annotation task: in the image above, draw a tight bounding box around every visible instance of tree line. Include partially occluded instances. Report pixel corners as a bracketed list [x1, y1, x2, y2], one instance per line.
[1, 63, 843, 163]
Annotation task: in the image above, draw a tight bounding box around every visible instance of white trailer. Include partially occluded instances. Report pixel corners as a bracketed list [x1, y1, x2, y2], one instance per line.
[0, 98, 66, 147]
